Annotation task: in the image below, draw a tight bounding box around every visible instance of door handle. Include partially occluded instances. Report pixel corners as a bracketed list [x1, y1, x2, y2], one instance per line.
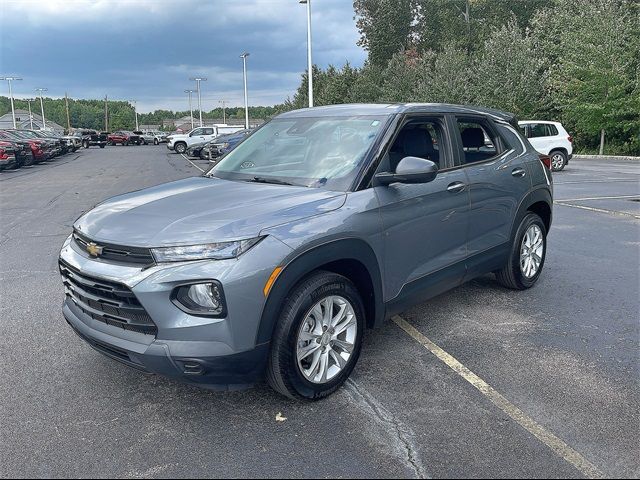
[447, 181, 466, 193]
[512, 168, 526, 177]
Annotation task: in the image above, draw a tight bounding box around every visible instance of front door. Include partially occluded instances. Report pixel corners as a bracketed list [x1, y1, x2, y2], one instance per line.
[374, 117, 470, 303]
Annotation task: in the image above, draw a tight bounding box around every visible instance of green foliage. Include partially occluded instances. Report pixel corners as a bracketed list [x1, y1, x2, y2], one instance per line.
[288, 0, 639, 154]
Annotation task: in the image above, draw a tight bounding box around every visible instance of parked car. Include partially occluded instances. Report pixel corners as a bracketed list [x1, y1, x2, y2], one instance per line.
[0, 140, 20, 170]
[59, 103, 553, 400]
[28, 130, 70, 156]
[108, 131, 141, 146]
[134, 131, 155, 145]
[73, 129, 108, 149]
[0, 132, 36, 166]
[167, 125, 244, 154]
[519, 120, 573, 172]
[185, 139, 209, 158]
[1, 129, 54, 162]
[61, 132, 83, 151]
[151, 131, 169, 144]
[205, 129, 252, 160]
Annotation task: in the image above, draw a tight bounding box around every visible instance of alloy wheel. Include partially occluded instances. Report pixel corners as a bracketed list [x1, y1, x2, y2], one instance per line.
[296, 295, 357, 384]
[520, 224, 544, 278]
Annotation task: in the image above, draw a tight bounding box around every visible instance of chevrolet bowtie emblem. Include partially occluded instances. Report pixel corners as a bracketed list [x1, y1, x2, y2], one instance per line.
[86, 242, 104, 257]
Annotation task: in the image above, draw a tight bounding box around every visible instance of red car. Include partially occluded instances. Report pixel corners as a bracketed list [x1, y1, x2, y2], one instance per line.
[107, 131, 142, 146]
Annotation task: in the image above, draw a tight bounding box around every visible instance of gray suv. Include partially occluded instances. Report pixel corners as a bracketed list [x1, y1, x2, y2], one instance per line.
[59, 104, 553, 400]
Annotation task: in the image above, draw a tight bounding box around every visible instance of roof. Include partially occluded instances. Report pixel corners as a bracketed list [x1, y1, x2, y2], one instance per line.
[518, 120, 562, 125]
[277, 103, 516, 124]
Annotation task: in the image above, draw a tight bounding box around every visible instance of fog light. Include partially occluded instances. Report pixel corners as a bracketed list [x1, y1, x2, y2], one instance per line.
[172, 281, 226, 317]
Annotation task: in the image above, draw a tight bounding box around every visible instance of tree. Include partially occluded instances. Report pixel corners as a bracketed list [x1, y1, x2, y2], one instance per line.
[354, 0, 416, 66]
[472, 20, 547, 117]
[537, 0, 640, 154]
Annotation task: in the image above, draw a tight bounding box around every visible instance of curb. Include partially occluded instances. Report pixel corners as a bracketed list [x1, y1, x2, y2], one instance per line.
[573, 155, 639, 162]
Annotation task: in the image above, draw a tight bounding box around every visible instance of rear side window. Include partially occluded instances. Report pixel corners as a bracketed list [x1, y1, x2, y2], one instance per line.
[527, 123, 558, 138]
[456, 119, 501, 165]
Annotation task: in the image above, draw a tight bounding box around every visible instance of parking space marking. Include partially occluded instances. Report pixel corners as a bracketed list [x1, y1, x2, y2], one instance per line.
[180, 153, 205, 172]
[556, 195, 639, 202]
[391, 315, 605, 479]
[554, 202, 640, 219]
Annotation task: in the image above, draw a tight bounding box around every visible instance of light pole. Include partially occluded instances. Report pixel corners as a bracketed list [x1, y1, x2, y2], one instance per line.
[26, 98, 35, 129]
[132, 100, 139, 130]
[240, 53, 250, 129]
[184, 89, 195, 130]
[300, 0, 313, 107]
[35, 88, 48, 130]
[218, 99, 228, 124]
[189, 77, 207, 127]
[0, 77, 23, 129]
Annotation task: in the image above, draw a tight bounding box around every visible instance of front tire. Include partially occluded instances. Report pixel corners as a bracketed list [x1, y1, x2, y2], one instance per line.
[550, 150, 567, 172]
[496, 213, 547, 290]
[174, 142, 187, 154]
[83, 140, 89, 149]
[267, 271, 365, 401]
[154, 138, 159, 145]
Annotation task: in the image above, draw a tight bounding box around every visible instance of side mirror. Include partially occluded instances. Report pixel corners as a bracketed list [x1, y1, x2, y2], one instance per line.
[375, 156, 439, 185]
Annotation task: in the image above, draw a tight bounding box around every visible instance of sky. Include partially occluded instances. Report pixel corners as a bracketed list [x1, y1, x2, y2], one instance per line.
[0, 0, 367, 113]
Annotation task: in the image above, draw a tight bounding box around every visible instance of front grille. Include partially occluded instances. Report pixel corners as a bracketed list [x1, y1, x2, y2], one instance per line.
[60, 259, 157, 336]
[73, 231, 155, 266]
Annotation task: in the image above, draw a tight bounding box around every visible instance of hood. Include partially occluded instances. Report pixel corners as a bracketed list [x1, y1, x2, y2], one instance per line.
[75, 177, 346, 247]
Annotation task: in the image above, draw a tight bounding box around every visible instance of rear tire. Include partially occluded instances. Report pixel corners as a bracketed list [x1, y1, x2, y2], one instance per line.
[550, 150, 567, 172]
[267, 271, 365, 401]
[83, 140, 89, 149]
[496, 213, 547, 290]
[154, 138, 159, 145]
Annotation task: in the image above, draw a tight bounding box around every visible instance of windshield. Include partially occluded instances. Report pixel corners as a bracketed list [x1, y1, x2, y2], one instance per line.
[208, 115, 386, 190]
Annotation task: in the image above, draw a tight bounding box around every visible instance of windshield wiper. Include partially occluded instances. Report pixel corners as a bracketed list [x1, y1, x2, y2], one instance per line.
[246, 176, 296, 186]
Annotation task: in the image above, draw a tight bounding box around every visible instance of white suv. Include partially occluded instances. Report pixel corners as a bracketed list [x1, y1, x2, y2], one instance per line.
[167, 127, 218, 154]
[519, 121, 573, 171]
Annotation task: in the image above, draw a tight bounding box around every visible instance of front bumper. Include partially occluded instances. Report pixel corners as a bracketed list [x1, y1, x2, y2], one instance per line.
[63, 300, 269, 389]
[58, 234, 292, 388]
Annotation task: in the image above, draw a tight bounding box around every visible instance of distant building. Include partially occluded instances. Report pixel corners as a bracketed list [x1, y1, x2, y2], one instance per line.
[139, 124, 160, 131]
[0, 109, 65, 134]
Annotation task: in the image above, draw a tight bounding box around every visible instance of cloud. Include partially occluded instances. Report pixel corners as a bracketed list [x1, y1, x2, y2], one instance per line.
[0, 0, 366, 110]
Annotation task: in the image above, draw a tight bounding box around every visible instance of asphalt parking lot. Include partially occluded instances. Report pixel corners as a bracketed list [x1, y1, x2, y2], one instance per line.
[1, 146, 638, 478]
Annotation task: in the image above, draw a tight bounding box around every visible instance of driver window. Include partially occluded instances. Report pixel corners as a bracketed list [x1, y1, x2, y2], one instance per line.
[389, 120, 443, 172]
[190, 128, 202, 136]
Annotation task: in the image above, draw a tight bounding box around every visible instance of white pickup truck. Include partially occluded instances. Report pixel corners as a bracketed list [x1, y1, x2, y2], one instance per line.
[167, 125, 245, 154]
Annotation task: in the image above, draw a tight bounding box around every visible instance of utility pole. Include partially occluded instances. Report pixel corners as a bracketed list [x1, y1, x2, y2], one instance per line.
[132, 100, 139, 130]
[300, 0, 313, 107]
[1, 77, 23, 129]
[65, 93, 71, 131]
[35, 88, 48, 130]
[189, 77, 207, 126]
[218, 100, 228, 124]
[104, 95, 109, 132]
[240, 53, 250, 129]
[26, 98, 34, 129]
[185, 90, 195, 130]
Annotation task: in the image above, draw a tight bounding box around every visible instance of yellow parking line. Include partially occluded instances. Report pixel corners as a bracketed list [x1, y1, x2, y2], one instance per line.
[392, 315, 605, 479]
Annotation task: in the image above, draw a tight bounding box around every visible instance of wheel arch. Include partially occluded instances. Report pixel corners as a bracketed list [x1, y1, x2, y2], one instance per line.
[511, 188, 553, 239]
[256, 238, 384, 345]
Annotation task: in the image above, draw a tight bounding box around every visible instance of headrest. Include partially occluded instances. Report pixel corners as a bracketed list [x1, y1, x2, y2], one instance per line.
[399, 129, 433, 157]
[461, 128, 485, 148]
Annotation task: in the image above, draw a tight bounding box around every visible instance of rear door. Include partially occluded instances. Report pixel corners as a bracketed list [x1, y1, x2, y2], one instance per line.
[451, 116, 531, 276]
[523, 122, 555, 155]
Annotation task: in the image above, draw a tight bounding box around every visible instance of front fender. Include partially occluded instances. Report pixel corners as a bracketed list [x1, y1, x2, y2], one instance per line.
[255, 238, 384, 345]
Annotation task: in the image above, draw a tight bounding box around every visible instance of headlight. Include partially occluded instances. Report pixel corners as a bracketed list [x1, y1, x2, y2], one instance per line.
[151, 237, 263, 263]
